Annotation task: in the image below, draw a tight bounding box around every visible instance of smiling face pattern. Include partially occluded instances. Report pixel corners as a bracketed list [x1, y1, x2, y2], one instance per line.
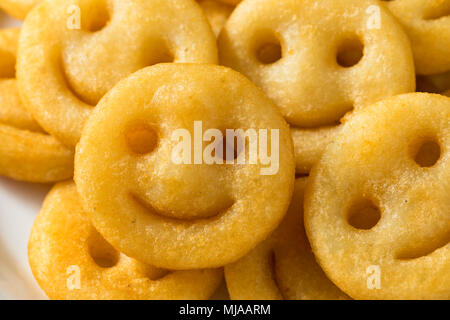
[74, 64, 295, 270]
[218, 0, 415, 173]
[225, 178, 349, 300]
[28, 181, 223, 300]
[17, 0, 218, 147]
[305, 93, 450, 300]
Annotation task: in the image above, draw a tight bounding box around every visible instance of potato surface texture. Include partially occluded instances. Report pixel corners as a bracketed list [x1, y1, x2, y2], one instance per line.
[219, 0, 415, 173]
[384, 0, 450, 75]
[225, 178, 349, 300]
[305, 93, 450, 300]
[17, 0, 218, 147]
[28, 182, 223, 300]
[75, 64, 295, 270]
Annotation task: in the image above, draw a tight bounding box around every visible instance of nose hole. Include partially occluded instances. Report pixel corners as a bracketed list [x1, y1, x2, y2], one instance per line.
[336, 36, 364, 68]
[87, 229, 120, 268]
[413, 139, 441, 168]
[82, 0, 110, 32]
[347, 198, 381, 230]
[126, 124, 159, 155]
[254, 32, 282, 64]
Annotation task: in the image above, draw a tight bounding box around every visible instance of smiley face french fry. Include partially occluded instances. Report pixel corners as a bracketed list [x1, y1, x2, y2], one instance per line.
[17, 0, 218, 147]
[219, 0, 415, 173]
[75, 63, 295, 270]
[29, 181, 223, 300]
[305, 93, 450, 300]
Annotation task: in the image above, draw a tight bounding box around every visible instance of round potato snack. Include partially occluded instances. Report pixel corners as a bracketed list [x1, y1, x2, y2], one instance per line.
[0, 28, 73, 183]
[75, 64, 295, 270]
[225, 178, 349, 300]
[0, 0, 40, 19]
[219, 0, 415, 173]
[305, 93, 450, 300]
[17, 0, 217, 147]
[29, 181, 223, 300]
[383, 0, 450, 75]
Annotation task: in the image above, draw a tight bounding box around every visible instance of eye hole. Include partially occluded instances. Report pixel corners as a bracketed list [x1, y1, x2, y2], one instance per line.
[126, 124, 159, 155]
[214, 132, 243, 161]
[254, 32, 282, 65]
[257, 42, 282, 64]
[88, 229, 120, 268]
[82, 0, 110, 32]
[347, 198, 381, 230]
[336, 36, 364, 68]
[413, 139, 441, 168]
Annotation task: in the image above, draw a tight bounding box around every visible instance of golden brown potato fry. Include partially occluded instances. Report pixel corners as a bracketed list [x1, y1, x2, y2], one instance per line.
[75, 64, 295, 270]
[384, 0, 450, 75]
[18, 0, 218, 147]
[305, 93, 450, 300]
[29, 181, 223, 300]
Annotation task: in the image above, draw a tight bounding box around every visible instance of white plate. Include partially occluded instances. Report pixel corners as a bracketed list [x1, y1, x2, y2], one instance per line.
[0, 177, 49, 299]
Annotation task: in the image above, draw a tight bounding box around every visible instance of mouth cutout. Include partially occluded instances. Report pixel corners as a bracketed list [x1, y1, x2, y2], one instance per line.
[287, 103, 355, 130]
[130, 192, 235, 222]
